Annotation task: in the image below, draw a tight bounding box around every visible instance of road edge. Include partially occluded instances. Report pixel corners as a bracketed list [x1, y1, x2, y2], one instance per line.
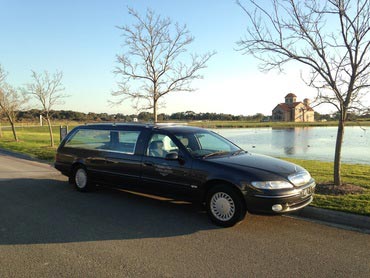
[0, 147, 52, 164]
[290, 206, 370, 234]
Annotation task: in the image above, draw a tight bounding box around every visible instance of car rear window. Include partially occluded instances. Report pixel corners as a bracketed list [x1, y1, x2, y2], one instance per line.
[64, 129, 140, 155]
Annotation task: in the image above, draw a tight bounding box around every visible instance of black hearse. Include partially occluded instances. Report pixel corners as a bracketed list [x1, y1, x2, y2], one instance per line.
[55, 123, 315, 227]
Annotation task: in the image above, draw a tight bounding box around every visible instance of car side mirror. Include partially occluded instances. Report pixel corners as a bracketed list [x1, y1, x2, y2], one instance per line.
[165, 152, 179, 160]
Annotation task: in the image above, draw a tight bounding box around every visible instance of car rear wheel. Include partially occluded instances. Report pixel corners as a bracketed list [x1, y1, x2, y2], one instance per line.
[206, 185, 246, 227]
[72, 165, 94, 192]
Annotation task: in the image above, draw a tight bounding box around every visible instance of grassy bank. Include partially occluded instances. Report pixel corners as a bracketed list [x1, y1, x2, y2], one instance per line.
[0, 125, 369, 216]
[0, 126, 61, 160]
[283, 158, 370, 216]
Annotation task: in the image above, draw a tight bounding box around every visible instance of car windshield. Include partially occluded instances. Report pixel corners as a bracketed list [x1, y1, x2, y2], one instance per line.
[175, 131, 242, 158]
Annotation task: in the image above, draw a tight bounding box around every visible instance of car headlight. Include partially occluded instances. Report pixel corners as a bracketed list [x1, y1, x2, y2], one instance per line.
[251, 181, 293, 190]
[288, 171, 311, 186]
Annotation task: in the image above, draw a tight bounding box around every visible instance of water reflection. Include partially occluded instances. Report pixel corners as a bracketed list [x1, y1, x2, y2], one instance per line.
[271, 128, 310, 155]
[216, 126, 370, 164]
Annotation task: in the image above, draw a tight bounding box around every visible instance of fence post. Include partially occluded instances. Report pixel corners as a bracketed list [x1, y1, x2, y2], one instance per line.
[60, 125, 68, 142]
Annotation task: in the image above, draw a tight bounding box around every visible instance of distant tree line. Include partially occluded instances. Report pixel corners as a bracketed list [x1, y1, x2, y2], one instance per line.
[4, 109, 368, 124]
[314, 112, 370, 122]
[10, 109, 265, 122]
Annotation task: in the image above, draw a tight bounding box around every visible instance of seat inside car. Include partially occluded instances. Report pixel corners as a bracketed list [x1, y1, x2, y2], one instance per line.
[148, 140, 166, 157]
[180, 137, 193, 152]
[180, 137, 189, 147]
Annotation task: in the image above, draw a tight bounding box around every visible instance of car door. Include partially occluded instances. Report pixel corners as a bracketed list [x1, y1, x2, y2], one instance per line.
[141, 132, 194, 190]
[100, 129, 143, 187]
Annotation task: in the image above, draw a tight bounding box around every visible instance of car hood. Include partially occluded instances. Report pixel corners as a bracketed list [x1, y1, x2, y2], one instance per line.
[207, 152, 303, 177]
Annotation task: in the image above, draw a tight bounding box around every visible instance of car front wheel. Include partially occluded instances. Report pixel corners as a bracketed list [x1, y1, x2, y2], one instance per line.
[206, 185, 246, 227]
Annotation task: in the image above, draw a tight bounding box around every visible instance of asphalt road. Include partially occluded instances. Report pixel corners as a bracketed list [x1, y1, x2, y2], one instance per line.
[0, 153, 369, 277]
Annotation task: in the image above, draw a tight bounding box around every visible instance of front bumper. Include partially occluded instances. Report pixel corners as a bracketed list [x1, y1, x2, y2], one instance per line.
[244, 182, 316, 214]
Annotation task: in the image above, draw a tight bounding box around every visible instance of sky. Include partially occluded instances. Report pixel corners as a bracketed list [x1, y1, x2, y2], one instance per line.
[1, 0, 367, 116]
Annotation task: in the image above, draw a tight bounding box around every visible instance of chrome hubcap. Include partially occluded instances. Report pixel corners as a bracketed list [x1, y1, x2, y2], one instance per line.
[75, 169, 87, 188]
[210, 192, 235, 221]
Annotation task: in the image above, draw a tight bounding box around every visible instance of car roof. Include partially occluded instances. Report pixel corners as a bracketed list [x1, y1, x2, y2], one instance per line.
[83, 122, 152, 129]
[79, 123, 208, 133]
[155, 124, 206, 133]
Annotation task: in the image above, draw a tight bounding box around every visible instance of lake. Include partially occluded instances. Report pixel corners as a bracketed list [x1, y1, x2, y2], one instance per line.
[215, 126, 370, 165]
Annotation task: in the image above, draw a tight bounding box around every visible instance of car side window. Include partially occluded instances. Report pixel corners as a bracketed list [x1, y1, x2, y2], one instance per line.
[64, 129, 110, 150]
[196, 133, 231, 152]
[175, 134, 197, 154]
[146, 133, 179, 158]
[104, 130, 141, 154]
[64, 129, 140, 155]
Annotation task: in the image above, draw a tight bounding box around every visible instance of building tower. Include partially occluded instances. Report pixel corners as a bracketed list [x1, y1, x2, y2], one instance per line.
[285, 93, 297, 105]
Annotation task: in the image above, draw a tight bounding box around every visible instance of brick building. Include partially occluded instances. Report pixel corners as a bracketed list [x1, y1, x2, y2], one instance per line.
[272, 93, 314, 122]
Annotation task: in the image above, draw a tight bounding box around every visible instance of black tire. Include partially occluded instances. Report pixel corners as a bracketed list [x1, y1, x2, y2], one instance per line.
[206, 184, 246, 227]
[71, 165, 94, 192]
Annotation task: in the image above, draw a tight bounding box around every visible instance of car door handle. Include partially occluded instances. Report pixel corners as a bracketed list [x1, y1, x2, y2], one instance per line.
[89, 158, 106, 164]
[143, 161, 154, 167]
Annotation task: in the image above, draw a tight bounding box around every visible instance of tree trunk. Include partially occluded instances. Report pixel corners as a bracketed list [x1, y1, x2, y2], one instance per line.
[10, 121, 18, 142]
[153, 99, 158, 123]
[5, 113, 18, 142]
[0, 122, 2, 138]
[334, 117, 345, 186]
[46, 115, 54, 147]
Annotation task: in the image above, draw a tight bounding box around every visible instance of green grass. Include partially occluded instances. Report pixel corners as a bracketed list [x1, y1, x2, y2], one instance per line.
[283, 158, 370, 216]
[0, 126, 63, 160]
[0, 124, 369, 216]
[282, 158, 370, 189]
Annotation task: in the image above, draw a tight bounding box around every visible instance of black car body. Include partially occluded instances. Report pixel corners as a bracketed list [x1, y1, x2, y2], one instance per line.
[55, 123, 316, 227]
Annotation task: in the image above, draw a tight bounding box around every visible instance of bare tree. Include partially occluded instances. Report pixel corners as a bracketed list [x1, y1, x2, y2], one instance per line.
[112, 8, 215, 123]
[27, 70, 66, 147]
[0, 65, 4, 86]
[0, 65, 28, 142]
[0, 114, 2, 138]
[237, 0, 370, 186]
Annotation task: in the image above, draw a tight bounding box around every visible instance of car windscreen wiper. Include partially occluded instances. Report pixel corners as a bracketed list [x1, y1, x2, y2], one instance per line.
[232, 150, 245, 156]
[203, 151, 230, 159]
